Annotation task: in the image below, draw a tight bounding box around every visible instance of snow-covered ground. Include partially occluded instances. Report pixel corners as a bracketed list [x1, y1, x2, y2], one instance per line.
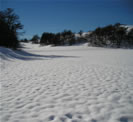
[1, 43, 133, 122]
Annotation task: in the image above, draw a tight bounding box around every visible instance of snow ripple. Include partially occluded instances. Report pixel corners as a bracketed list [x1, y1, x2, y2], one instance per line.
[1, 45, 133, 122]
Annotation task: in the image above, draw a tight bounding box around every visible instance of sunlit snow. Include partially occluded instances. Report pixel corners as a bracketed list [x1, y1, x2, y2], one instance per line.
[1, 43, 133, 122]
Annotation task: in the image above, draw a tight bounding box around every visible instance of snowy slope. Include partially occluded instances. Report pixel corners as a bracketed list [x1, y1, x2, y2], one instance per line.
[121, 25, 133, 32]
[1, 43, 133, 122]
[75, 32, 91, 38]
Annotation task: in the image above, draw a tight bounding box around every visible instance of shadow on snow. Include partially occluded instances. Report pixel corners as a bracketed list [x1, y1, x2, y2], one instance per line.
[0, 47, 78, 60]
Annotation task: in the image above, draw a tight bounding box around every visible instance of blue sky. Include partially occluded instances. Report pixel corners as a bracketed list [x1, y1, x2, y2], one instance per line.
[1, 0, 133, 39]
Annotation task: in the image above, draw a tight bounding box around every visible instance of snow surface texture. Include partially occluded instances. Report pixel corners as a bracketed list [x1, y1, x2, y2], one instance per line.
[1, 43, 133, 122]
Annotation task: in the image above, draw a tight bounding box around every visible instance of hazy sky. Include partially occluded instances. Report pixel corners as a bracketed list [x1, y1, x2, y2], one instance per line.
[1, 0, 133, 39]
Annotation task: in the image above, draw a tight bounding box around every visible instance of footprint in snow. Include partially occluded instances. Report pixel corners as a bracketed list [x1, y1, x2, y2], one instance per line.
[48, 115, 55, 121]
[91, 119, 97, 122]
[65, 113, 73, 119]
[119, 117, 128, 122]
[60, 117, 66, 122]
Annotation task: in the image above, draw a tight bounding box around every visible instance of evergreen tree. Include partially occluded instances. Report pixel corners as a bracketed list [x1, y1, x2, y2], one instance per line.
[40, 32, 54, 45]
[61, 30, 75, 45]
[0, 8, 23, 49]
[30, 35, 40, 44]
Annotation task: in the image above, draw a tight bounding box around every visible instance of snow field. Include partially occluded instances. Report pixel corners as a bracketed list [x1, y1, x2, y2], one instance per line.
[1, 43, 133, 122]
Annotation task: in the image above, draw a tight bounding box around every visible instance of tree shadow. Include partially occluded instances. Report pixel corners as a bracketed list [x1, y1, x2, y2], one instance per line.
[0, 47, 78, 61]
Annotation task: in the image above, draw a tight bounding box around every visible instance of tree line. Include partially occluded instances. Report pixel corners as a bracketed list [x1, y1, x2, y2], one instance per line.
[40, 30, 76, 46]
[29, 23, 133, 48]
[22, 30, 86, 46]
[0, 8, 133, 49]
[87, 23, 133, 48]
